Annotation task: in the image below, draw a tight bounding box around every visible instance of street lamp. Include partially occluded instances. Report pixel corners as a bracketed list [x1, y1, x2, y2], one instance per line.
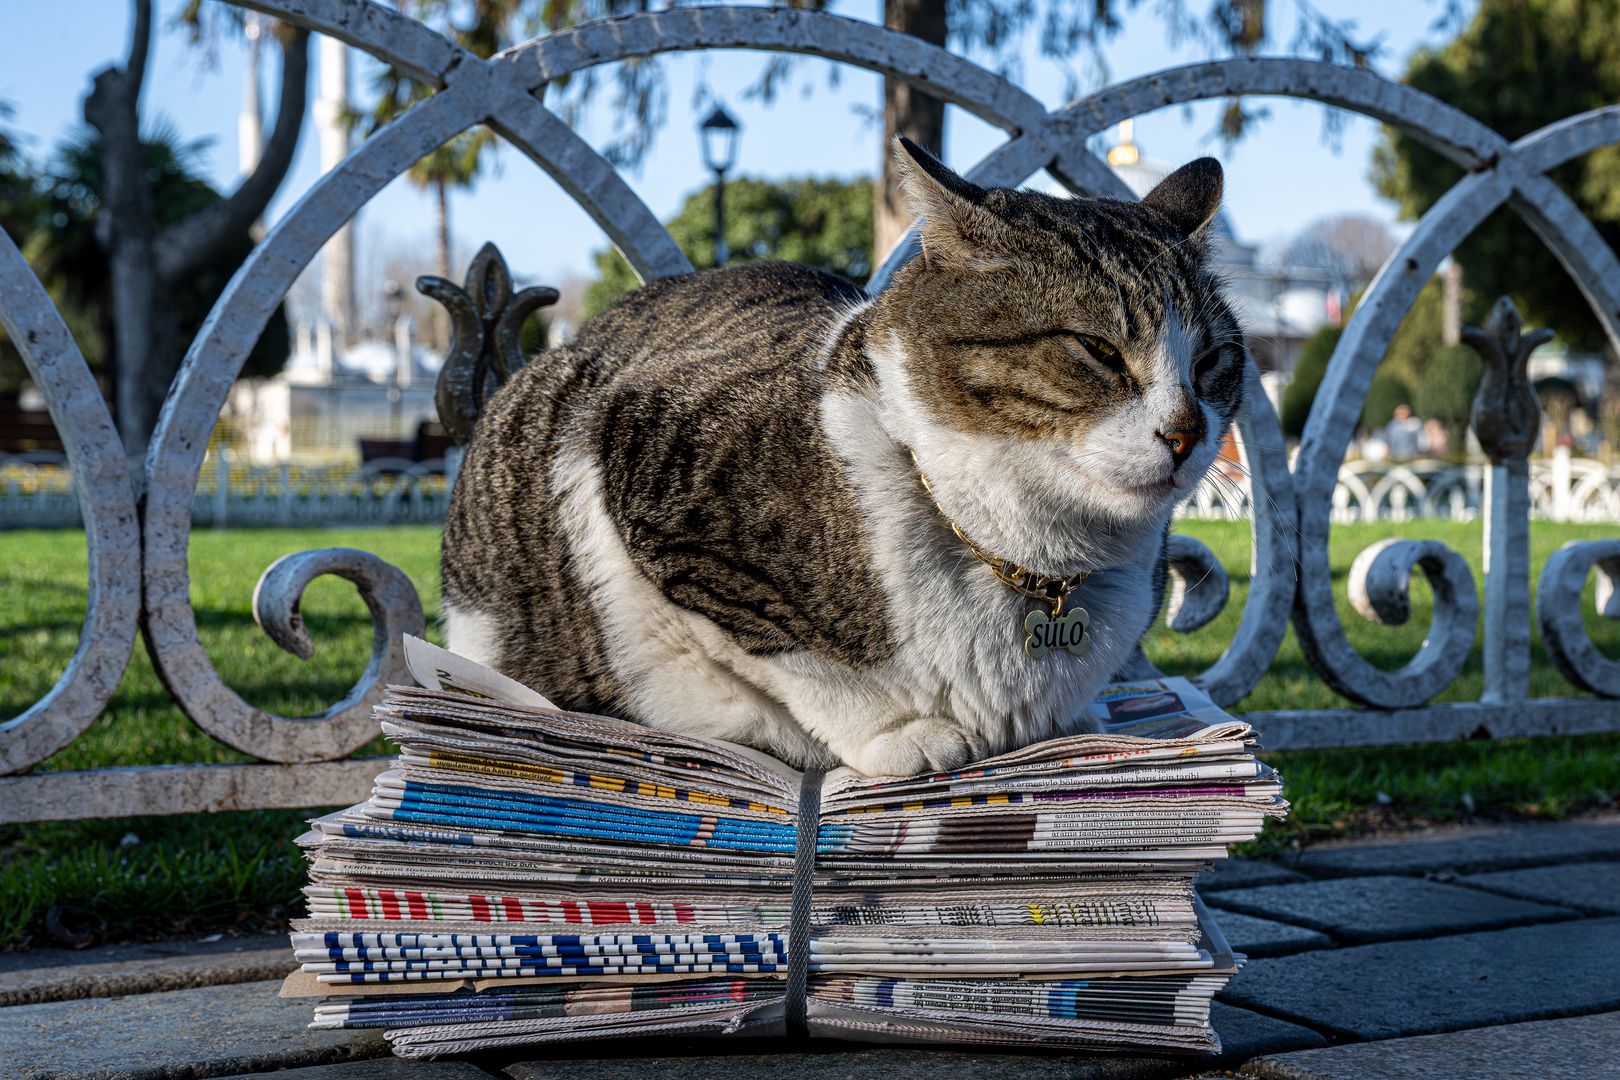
[699, 105, 740, 266]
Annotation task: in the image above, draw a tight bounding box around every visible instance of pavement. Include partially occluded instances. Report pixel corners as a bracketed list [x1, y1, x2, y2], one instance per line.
[2, 815, 1616, 1080]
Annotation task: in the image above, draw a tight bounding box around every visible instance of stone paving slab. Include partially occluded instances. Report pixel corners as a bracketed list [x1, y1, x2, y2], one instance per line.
[1296, 816, 1620, 878]
[0, 933, 288, 976]
[1195, 860, 1309, 893]
[1217, 917, 1620, 1041]
[1207, 1001, 1328, 1063]
[0, 978, 386, 1079]
[1205, 876, 1579, 944]
[1205, 910, 1333, 958]
[234, 1061, 496, 1079]
[497, 1003, 1320, 1080]
[0, 944, 296, 1007]
[1240, 1009, 1620, 1079]
[1459, 860, 1620, 916]
[504, 1044, 1192, 1080]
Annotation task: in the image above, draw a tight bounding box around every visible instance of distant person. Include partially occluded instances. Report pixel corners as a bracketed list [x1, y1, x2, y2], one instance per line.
[1383, 404, 1425, 461]
[1423, 417, 1449, 459]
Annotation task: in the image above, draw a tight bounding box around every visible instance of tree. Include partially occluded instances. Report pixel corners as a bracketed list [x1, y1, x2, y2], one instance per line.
[24, 129, 291, 399]
[874, 0, 1377, 258]
[1373, 0, 1620, 354]
[1412, 342, 1482, 456]
[1280, 324, 1340, 438]
[1360, 369, 1411, 430]
[1377, 275, 1449, 395]
[1281, 214, 1396, 287]
[1280, 275, 1454, 437]
[82, 0, 308, 466]
[356, 6, 508, 317]
[0, 100, 42, 248]
[0, 100, 45, 401]
[409, 132, 497, 287]
[585, 175, 873, 319]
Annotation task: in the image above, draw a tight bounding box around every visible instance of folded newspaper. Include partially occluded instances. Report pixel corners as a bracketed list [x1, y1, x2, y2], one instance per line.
[281, 637, 1286, 1059]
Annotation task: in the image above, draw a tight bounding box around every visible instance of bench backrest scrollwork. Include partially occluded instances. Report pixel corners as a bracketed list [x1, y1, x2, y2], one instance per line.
[4, 0, 1620, 823]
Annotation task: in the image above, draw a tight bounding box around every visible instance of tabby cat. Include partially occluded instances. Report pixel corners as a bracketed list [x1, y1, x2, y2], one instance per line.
[440, 138, 1247, 776]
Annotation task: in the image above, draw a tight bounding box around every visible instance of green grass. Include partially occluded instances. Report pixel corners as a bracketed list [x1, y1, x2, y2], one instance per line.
[3, 521, 1619, 946]
[1149, 519, 1620, 857]
[1146, 518, 1620, 709]
[3, 526, 445, 770]
[2, 526, 444, 948]
[0, 809, 320, 947]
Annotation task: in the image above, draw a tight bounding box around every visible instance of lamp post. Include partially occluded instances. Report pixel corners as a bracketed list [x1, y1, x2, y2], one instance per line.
[699, 105, 740, 266]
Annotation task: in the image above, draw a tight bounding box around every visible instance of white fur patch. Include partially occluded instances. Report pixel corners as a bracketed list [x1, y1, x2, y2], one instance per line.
[444, 602, 503, 670]
[817, 360, 1160, 770]
[551, 443, 837, 768]
[1068, 308, 1224, 512]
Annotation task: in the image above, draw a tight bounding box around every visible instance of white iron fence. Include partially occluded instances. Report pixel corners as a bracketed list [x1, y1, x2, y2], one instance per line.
[1175, 447, 1620, 524]
[12, 448, 1620, 529]
[0, 452, 458, 529]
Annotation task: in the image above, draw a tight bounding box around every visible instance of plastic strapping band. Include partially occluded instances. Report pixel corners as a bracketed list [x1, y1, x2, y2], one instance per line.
[785, 768, 824, 1040]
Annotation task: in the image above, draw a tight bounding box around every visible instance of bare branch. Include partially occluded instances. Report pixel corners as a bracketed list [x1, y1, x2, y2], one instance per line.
[126, 0, 152, 95]
[82, 0, 161, 460]
[153, 28, 310, 284]
[83, 0, 154, 255]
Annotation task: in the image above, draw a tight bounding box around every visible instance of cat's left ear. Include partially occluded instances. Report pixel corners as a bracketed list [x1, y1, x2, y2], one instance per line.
[893, 136, 1010, 271]
[1141, 157, 1224, 238]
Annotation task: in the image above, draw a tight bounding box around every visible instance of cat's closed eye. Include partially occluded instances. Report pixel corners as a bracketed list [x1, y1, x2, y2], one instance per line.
[1073, 333, 1128, 378]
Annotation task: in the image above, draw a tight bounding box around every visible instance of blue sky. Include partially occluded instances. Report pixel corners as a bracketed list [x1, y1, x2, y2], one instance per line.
[1, 1, 1470, 296]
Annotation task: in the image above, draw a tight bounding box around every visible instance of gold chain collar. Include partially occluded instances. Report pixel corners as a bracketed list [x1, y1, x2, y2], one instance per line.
[911, 451, 1090, 617]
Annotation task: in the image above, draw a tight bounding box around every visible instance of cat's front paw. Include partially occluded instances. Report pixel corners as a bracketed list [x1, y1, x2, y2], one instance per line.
[845, 718, 985, 778]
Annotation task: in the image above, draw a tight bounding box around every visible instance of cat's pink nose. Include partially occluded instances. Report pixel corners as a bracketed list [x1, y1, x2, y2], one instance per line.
[1158, 428, 1200, 466]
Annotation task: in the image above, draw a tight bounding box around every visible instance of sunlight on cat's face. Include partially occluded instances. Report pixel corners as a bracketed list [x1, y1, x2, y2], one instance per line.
[895, 174, 1247, 525]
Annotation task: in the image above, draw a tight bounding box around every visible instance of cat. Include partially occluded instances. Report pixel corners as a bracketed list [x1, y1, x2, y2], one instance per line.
[439, 137, 1247, 777]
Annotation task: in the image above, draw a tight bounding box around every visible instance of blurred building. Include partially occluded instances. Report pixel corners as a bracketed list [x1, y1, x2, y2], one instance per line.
[222, 320, 444, 464]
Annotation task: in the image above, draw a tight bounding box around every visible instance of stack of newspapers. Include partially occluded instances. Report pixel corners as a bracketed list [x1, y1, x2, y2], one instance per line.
[280, 638, 1286, 1059]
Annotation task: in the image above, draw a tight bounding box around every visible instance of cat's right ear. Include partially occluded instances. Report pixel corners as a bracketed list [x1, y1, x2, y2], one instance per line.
[1140, 157, 1224, 238]
[893, 136, 1010, 271]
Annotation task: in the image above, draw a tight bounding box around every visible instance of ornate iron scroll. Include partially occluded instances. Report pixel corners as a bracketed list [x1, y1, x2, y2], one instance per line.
[1465, 299, 1552, 704]
[418, 243, 558, 444]
[0, 232, 140, 775]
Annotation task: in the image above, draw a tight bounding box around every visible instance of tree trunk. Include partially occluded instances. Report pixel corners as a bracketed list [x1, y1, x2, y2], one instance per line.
[83, 0, 155, 468]
[155, 28, 308, 285]
[435, 177, 451, 282]
[435, 176, 451, 349]
[876, 0, 948, 263]
[86, 2, 308, 471]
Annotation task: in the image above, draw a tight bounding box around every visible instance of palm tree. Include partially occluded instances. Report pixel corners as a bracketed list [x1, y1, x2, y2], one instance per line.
[410, 129, 498, 291]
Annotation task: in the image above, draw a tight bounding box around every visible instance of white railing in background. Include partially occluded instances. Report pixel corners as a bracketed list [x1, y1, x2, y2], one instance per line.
[1176, 448, 1620, 524]
[5, 0, 1620, 826]
[0, 454, 455, 529]
[11, 446, 1620, 529]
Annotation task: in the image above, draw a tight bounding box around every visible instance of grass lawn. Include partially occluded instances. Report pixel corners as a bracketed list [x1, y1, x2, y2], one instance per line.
[3, 520, 1619, 946]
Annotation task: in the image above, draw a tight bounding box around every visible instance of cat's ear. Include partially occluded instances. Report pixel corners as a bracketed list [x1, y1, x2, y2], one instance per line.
[893, 136, 1011, 271]
[1141, 157, 1224, 238]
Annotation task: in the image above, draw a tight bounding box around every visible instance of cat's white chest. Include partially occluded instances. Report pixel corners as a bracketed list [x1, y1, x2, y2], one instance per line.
[809, 385, 1162, 756]
[855, 511, 1155, 753]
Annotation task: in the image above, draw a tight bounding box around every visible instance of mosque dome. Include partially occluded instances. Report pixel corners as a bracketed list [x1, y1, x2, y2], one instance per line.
[1092, 122, 1244, 263]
